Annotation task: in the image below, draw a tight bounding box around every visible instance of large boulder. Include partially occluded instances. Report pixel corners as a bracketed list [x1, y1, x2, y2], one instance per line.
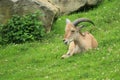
[87, 0, 102, 6]
[0, 0, 14, 24]
[49, 0, 102, 14]
[0, 0, 101, 32]
[0, 0, 59, 32]
[49, 0, 86, 14]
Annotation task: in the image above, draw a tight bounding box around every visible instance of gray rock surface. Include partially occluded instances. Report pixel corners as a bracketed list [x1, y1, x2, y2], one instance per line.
[0, 0, 102, 32]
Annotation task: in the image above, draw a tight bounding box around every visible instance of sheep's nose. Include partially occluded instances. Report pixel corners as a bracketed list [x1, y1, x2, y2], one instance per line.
[63, 39, 65, 42]
[63, 39, 67, 44]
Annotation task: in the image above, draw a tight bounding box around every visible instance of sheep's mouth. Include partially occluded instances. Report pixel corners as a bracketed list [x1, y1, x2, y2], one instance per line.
[64, 39, 73, 45]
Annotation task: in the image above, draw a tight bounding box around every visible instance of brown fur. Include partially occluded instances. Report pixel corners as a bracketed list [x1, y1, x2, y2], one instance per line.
[62, 19, 98, 59]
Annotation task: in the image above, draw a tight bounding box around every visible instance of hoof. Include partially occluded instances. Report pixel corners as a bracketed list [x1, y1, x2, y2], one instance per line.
[61, 54, 70, 59]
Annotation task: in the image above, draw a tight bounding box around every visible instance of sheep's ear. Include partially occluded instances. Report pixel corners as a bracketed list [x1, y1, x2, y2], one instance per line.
[66, 18, 71, 24]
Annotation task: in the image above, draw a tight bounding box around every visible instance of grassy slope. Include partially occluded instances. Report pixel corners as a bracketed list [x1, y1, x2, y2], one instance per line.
[0, 0, 120, 80]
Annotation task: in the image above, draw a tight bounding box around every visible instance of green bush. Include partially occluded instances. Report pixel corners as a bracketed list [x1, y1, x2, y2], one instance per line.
[0, 12, 45, 44]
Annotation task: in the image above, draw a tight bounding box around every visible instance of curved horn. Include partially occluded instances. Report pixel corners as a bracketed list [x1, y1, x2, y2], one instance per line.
[73, 18, 95, 26]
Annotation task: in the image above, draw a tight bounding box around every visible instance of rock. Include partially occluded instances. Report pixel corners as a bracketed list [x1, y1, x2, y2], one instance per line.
[0, 0, 102, 32]
[49, 0, 102, 14]
[87, 0, 102, 6]
[49, 0, 86, 14]
[0, 0, 59, 32]
[34, 0, 60, 32]
[0, 0, 15, 24]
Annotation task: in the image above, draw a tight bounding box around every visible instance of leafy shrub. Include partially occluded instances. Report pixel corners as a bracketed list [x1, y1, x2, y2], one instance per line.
[0, 12, 45, 44]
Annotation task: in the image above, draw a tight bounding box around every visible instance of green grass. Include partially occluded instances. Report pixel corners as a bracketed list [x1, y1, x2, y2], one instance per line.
[0, 0, 120, 80]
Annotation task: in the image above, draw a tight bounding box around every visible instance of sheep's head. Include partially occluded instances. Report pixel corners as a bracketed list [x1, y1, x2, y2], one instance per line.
[63, 18, 95, 45]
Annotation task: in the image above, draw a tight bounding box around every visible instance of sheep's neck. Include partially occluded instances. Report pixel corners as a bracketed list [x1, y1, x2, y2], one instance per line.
[74, 34, 85, 50]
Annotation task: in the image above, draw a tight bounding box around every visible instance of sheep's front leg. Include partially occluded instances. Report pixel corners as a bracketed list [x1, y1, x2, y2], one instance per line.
[61, 41, 76, 59]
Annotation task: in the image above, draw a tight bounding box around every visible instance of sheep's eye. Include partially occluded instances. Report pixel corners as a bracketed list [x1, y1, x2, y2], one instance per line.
[71, 30, 75, 33]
